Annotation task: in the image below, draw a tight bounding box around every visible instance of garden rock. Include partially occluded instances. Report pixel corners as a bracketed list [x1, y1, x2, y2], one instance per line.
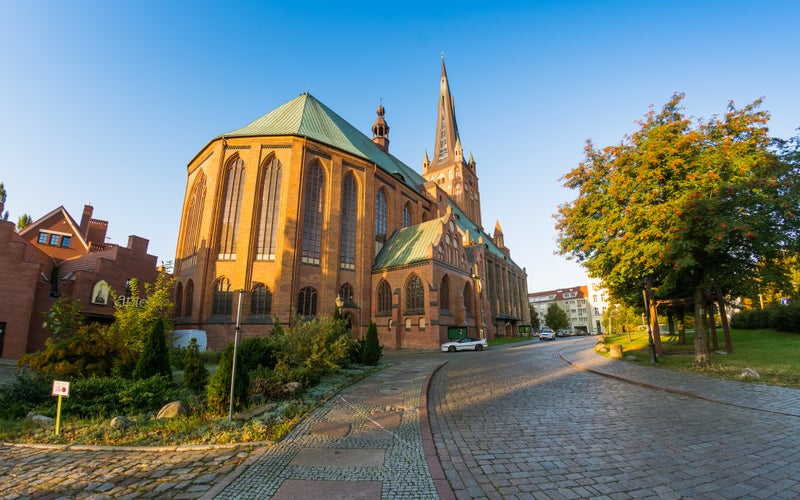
[283, 381, 303, 395]
[110, 416, 132, 429]
[156, 401, 188, 419]
[740, 367, 760, 379]
[609, 344, 624, 359]
[25, 413, 54, 426]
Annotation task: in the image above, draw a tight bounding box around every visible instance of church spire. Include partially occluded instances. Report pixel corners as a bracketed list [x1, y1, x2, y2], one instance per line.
[433, 56, 461, 166]
[371, 99, 390, 153]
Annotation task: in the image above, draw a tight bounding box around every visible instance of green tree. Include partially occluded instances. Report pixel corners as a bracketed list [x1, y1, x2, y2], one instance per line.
[206, 341, 249, 414]
[182, 338, 208, 394]
[362, 321, 381, 365]
[17, 213, 32, 230]
[529, 305, 540, 330]
[133, 318, 172, 380]
[111, 269, 176, 353]
[556, 93, 800, 367]
[41, 297, 84, 341]
[0, 182, 7, 221]
[544, 303, 568, 331]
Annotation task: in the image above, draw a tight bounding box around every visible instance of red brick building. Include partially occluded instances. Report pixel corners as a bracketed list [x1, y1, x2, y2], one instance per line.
[173, 60, 531, 350]
[0, 205, 159, 359]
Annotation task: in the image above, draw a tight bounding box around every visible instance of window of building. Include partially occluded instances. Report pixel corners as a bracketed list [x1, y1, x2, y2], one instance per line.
[218, 157, 245, 260]
[419, 318, 426, 329]
[297, 286, 318, 317]
[38, 232, 48, 244]
[212, 277, 233, 316]
[49, 234, 60, 246]
[405, 274, 424, 313]
[464, 282, 474, 317]
[340, 173, 357, 269]
[338, 282, 354, 304]
[405, 318, 412, 330]
[377, 280, 392, 315]
[175, 282, 183, 318]
[301, 162, 324, 265]
[185, 280, 194, 317]
[440, 275, 450, 313]
[251, 283, 272, 316]
[60, 236, 71, 248]
[182, 172, 206, 263]
[256, 157, 282, 261]
[403, 203, 411, 227]
[375, 189, 387, 240]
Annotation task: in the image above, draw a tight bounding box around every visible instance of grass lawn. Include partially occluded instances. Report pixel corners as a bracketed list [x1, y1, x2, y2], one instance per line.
[602, 328, 800, 388]
[488, 335, 536, 347]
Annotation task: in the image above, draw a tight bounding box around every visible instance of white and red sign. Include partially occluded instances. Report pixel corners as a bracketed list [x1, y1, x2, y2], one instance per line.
[52, 380, 70, 397]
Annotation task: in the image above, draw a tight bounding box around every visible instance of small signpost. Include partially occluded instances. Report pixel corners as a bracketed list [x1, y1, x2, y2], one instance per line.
[52, 380, 70, 435]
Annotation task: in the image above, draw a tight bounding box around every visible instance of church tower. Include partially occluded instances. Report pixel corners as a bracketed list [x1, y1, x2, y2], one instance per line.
[422, 57, 482, 227]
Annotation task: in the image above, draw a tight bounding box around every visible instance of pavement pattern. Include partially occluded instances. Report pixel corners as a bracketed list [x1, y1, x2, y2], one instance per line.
[2, 338, 800, 499]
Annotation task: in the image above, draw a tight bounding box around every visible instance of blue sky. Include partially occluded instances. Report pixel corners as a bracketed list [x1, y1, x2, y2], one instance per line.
[1, 1, 798, 292]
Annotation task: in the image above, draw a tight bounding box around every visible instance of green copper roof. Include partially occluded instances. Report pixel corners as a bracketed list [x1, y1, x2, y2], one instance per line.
[448, 201, 522, 270]
[373, 217, 443, 270]
[222, 93, 427, 187]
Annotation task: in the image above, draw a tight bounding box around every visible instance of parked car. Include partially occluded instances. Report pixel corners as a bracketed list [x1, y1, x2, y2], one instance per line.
[441, 336, 488, 352]
[556, 329, 567, 337]
[539, 328, 555, 341]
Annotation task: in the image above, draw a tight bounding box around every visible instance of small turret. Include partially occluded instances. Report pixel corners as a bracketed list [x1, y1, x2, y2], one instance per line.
[371, 102, 390, 153]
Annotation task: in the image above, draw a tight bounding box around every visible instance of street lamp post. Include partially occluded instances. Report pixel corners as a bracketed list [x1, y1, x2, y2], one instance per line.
[228, 289, 245, 423]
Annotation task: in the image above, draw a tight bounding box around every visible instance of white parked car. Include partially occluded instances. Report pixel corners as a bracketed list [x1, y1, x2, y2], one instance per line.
[539, 328, 555, 341]
[441, 336, 488, 352]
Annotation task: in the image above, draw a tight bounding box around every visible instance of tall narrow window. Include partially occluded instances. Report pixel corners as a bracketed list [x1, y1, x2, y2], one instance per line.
[406, 274, 424, 313]
[403, 203, 411, 227]
[256, 157, 282, 260]
[185, 280, 194, 317]
[340, 173, 357, 270]
[212, 277, 233, 316]
[218, 158, 245, 260]
[464, 282, 474, 317]
[175, 282, 183, 318]
[297, 286, 318, 317]
[301, 162, 324, 265]
[182, 172, 206, 264]
[440, 275, 450, 313]
[375, 189, 387, 241]
[251, 283, 272, 316]
[377, 280, 392, 314]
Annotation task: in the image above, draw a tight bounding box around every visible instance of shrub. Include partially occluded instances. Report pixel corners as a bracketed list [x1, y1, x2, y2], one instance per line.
[0, 371, 51, 419]
[182, 338, 208, 394]
[249, 366, 289, 400]
[60, 375, 179, 418]
[272, 316, 355, 382]
[20, 323, 133, 379]
[133, 318, 172, 380]
[238, 336, 278, 372]
[362, 321, 381, 365]
[206, 342, 249, 415]
[169, 346, 186, 370]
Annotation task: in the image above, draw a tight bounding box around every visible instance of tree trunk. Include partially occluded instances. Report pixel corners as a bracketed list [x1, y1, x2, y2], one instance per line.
[667, 310, 675, 336]
[678, 307, 686, 345]
[693, 286, 711, 368]
[708, 302, 719, 351]
[644, 283, 663, 356]
[715, 287, 733, 354]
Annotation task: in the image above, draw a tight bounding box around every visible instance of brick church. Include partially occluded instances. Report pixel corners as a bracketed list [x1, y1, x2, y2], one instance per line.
[173, 60, 530, 350]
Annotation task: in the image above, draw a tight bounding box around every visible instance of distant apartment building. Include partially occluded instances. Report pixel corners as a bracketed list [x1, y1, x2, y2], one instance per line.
[529, 284, 607, 334]
[587, 277, 610, 334]
[0, 204, 159, 359]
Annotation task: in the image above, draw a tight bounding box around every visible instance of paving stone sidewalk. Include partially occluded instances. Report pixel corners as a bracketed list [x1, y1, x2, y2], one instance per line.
[205, 352, 450, 499]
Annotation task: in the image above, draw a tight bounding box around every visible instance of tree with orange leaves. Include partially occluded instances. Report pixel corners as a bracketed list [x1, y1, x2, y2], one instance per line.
[556, 93, 800, 368]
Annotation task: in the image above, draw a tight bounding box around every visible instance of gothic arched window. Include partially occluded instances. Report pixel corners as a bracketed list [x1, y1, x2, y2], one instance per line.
[406, 274, 424, 313]
[251, 283, 272, 316]
[297, 286, 318, 317]
[185, 280, 194, 317]
[440, 275, 450, 313]
[256, 157, 282, 261]
[375, 189, 387, 240]
[340, 173, 357, 270]
[301, 162, 325, 265]
[175, 282, 183, 318]
[218, 157, 245, 260]
[182, 172, 206, 263]
[338, 282, 354, 304]
[212, 277, 233, 316]
[464, 282, 474, 317]
[377, 280, 392, 314]
[403, 203, 411, 227]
